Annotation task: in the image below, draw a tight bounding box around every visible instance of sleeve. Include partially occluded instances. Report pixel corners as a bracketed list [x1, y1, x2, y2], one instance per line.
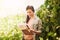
[37, 19, 43, 33]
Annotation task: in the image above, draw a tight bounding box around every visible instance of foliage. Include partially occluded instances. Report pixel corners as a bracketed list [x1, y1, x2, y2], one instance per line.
[0, 14, 26, 40]
[36, 0, 60, 40]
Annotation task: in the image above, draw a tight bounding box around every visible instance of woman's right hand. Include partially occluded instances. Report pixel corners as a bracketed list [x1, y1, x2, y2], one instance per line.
[26, 24, 34, 32]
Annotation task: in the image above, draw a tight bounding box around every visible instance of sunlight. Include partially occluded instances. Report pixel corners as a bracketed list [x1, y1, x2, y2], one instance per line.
[0, 0, 45, 17]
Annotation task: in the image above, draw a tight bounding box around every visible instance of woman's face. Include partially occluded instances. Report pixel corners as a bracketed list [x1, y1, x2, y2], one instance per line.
[26, 9, 34, 18]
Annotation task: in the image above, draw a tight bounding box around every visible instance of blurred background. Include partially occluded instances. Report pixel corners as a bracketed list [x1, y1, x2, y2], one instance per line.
[0, 0, 60, 40]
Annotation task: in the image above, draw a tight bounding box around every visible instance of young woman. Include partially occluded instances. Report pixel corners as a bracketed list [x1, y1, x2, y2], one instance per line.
[22, 5, 42, 40]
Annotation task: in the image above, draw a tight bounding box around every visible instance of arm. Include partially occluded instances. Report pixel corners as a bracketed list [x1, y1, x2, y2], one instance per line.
[30, 19, 43, 34]
[24, 19, 42, 34]
[35, 19, 42, 34]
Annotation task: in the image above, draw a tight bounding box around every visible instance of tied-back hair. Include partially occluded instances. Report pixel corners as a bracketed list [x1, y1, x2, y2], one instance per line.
[26, 15, 30, 23]
[26, 5, 35, 23]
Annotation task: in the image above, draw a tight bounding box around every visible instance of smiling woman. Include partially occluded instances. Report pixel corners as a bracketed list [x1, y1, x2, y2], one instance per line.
[0, 0, 45, 17]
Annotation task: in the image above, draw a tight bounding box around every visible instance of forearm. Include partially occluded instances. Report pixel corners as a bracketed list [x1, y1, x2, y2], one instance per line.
[30, 29, 41, 34]
[35, 31, 41, 34]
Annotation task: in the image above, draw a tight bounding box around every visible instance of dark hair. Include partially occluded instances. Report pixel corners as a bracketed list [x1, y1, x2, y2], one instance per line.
[26, 15, 30, 23]
[26, 5, 35, 12]
[26, 5, 35, 23]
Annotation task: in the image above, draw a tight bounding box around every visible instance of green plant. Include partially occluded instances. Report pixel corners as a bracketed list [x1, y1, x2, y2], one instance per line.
[36, 0, 60, 40]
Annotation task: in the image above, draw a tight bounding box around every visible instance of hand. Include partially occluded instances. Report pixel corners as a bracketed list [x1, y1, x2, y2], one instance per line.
[35, 31, 41, 35]
[26, 24, 36, 33]
[30, 29, 41, 34]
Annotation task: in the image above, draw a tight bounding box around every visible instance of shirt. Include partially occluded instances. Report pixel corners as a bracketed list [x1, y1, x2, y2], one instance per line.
[23, 15, 42, 40]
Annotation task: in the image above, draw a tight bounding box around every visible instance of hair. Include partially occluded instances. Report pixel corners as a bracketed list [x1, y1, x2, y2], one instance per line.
[26, 15, 30, 23]
[26, 5, 35, 23]
[26, 5, 35, 12]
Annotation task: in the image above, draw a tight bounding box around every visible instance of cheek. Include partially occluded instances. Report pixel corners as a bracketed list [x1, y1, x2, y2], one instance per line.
[30, 12, 34, 15]
[30, 13, 32, 15]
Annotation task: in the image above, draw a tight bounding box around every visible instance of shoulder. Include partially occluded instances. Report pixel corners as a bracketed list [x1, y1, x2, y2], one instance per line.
[35, 16, 42, 22]
[35, 16, 42, 24]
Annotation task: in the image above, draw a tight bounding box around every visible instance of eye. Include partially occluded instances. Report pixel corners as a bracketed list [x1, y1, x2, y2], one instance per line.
[27, 12, 31, 13]
[29, 12, 31, 13]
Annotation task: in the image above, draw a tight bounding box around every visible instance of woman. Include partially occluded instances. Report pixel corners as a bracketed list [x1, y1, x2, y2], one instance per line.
[22, 5, 42, 40]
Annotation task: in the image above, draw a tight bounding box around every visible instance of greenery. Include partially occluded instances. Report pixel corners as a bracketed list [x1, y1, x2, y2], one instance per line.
[36, 0, 60, 40]
[0, 14, 26, 40]
[0, 0, 60, 40]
